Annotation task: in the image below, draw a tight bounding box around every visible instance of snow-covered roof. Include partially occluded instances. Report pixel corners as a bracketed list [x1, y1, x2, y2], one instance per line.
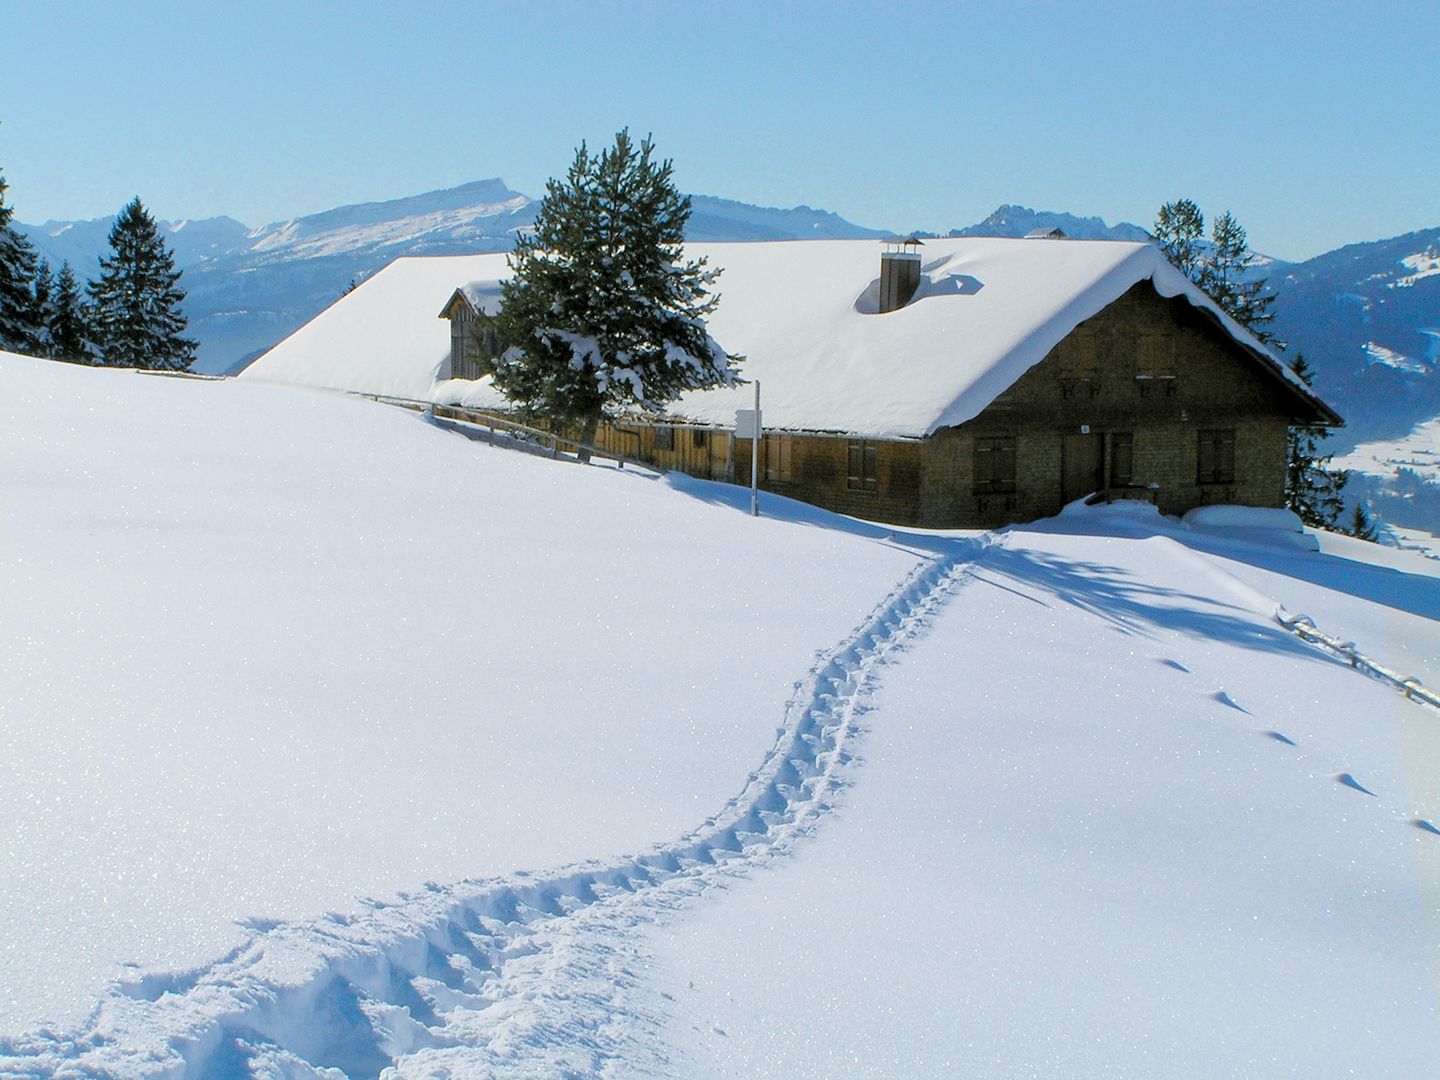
[243, 238, 1336, 437]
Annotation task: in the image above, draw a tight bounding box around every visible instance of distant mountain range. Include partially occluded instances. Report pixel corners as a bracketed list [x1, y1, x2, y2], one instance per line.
[1269, 229, 1440, 439]
[942, 204, 1153, 244]
[17, 181, 899, 375]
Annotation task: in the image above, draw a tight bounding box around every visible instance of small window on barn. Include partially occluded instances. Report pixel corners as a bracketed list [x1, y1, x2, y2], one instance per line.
[1059, 328, 1099, 379]
[654, 426, 675, 452]
[692, 429, 709, 449]
[765, 434, 792, 483]
[847, 440, 878, 493]
[1109, 432, 1134, 487]
[1197, 429, 1236, 484]
[1136, 332, 1176, 378]
[973, 436, 1017, 494]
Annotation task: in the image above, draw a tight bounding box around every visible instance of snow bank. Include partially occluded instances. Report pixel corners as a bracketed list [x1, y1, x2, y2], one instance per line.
[1183, 504, 1306, 531]
[1183, 504, 1320, 551]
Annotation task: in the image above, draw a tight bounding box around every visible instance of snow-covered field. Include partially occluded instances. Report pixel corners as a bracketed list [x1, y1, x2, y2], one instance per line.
[1336, 419, 1440, 558]
[2, 352, 1437, 1076]
[1339, 418, 1440, 488]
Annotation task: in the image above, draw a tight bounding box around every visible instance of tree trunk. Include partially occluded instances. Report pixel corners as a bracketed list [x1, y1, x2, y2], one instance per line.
[577, 412, 600, 464]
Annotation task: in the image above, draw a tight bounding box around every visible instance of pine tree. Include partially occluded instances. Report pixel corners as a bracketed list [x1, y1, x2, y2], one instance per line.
[49, 261, 95, 364]
[88, 196, 196, 370]
[0, 156, 42, 354]
[490, 130, 739, 459]
[1347, 503, 1378, 542]
[29, 256, 55, 355]
[1285, 355, 1347, 529]
[1153, 198, 1205, 282]
[1206, 210, 1280, 346]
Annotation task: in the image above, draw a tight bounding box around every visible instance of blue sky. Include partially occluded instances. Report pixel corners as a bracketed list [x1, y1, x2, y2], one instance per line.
[2, 0, 1435, 261]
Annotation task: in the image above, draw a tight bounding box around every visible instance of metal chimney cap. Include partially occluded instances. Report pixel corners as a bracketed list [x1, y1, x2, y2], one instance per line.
[883, 235, 925, 252]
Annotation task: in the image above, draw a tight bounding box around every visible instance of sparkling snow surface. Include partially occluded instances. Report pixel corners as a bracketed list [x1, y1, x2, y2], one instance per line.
[0, 352, 917, 1038]
[3, 353, 1437, 1076]
[243, 238, 1303, 438]
[649, 512, 1440, 1079]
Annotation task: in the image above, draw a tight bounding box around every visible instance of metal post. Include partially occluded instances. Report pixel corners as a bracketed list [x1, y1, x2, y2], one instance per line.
[751, 380, 760, 517]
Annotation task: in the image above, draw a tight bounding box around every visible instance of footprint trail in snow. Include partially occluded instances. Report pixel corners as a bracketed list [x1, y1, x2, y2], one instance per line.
[0, 542, 984, 1079]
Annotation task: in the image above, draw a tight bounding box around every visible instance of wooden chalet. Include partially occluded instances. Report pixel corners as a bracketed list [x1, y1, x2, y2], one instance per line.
[245, 239, 1340, 529]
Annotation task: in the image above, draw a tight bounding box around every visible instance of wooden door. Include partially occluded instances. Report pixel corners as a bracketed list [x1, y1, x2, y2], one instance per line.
[1062, 432, 1104, 503]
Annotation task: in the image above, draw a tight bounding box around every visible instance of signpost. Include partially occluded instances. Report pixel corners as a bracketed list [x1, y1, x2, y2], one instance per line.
[735, 381, 761, 517]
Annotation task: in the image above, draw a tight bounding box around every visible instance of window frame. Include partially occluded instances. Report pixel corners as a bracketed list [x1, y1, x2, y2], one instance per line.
[764, 433, 792, 484]
[1058, 327, 1100, 381]
[846, 439, 879, 493]
[1135, 331, 1177, 380]
[1196, 429, 1236, 485]
[973, 435, 1018, 495]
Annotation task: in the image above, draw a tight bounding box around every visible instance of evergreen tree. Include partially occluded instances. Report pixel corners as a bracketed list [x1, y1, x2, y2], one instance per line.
[1152, 198, 1205, 282]
[49, 261, 95, 364]
[1284, 355, 1347, 529]
[1347, 503, 1378, 542]
[1206, 210, 1280, 346]
[29, 256, 55, 355]
[490, 130, 739, 459]
[0, 156, 42, 354]
[88, 196, 196, 370]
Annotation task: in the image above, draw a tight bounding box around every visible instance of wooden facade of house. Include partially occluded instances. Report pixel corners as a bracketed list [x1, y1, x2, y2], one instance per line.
[429, 244, 1339, 532]
[578, 280, 1337, 529]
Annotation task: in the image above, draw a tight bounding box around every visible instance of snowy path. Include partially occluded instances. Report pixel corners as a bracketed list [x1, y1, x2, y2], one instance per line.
[6, 513, 1437, 1077]
[0, 540, 982, 1078]
[646, 524, 1440, 1078]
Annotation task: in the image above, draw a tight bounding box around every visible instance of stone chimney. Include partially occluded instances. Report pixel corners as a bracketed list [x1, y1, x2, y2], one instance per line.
[879, 236, 923, 313]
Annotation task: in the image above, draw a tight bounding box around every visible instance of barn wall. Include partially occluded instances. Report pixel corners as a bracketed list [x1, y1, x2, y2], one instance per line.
[918, 283, 1300, 528]
[734, 433, 925, 524]
[552, 283, 1306, 530]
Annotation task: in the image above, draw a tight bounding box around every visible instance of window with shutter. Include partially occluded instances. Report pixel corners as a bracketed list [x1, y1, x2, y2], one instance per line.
[973, 436, 1017, 493]
[1059, 329, 1099, 379]
[1197, 429, 1236, 484]
[764, 434, 792, 483]
[847, 440, 878, 492]
[1136, 332, 1176, 378]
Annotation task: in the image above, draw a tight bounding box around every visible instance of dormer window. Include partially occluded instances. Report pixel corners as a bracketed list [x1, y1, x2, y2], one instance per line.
[450, 305, 478, 379]
[438, 288, 500, 381]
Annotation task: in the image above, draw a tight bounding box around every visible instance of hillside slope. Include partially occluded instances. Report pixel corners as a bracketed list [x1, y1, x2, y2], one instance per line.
[0, 352, 916, 1045]
[651, 511, 1440, 1079]
[1270, 229, 1440, 444]
[1, 353, 1436, 1077]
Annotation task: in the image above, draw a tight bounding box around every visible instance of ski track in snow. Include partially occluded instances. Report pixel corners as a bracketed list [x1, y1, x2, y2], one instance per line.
[4, 525, 1432, 1077]
[0, 541, 984, 1079]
